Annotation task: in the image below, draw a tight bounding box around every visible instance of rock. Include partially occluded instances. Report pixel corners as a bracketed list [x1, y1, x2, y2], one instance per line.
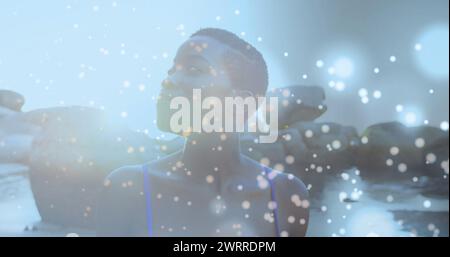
[266, 85, 327, 128]
[0, 134, 34, 163]
[0, 106, 17, 118]
[284, 122, 359, 193]
[0, 90, 25, 112]
[0, 112, 41, 163]
[356, 122, 449, 181]
[22, 106, 161, 229]
[390, 210, 449, 237]
[280, 121, 359, 170]
[242, 121, 360, 194]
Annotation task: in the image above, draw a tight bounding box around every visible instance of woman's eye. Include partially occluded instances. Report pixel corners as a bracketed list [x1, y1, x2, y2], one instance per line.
[188, 66, 201, 73]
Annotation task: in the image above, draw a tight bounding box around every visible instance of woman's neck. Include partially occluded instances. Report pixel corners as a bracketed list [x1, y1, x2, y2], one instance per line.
[180, 133, 242, 189]
[182, 132, 241, 169]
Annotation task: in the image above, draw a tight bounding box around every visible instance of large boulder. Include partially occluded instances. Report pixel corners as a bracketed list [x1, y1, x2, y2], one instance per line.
[242, 121, 360, 193]
[266, 85, 327, 128]
[22, 106, 161, 229]
[0, 90, 25, 112]
[356, 122, 449, 181]
[0, 112, 41, 163]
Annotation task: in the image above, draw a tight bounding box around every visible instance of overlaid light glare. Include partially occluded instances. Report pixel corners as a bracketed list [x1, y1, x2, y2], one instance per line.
[405, 112, 417, 125]
[0, 0, 447, 240]
[333, 57, 354, 79]
[347, 207, 402, 237]
[414, 24, 449, 81]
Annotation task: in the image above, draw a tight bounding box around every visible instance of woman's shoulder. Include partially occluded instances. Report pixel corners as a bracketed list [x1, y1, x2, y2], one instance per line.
[266, 168, 309, 237]
[273, 170, 309, 199]
[106, 165, 143, 183]
[240, 155, 309, 198]
[105, 151, 184, 187]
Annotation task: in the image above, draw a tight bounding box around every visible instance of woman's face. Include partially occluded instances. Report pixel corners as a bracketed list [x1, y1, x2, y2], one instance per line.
[157, 36, 235, 134]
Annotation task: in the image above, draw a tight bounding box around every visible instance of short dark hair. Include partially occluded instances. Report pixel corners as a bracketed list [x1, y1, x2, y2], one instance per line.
[191, 28, 268, 97]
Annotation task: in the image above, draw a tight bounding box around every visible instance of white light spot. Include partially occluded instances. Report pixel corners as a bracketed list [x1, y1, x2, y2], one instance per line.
[316, 60, 324, 68]
[440, 121, 449, 131]
[206, 175, 214, 183]
[415, 138, 426, 148]
[257, 175, 269, 189]
[386, 195, 394, 202]
[339, 192, 348, 202]
[398, 163, 408, 173]
[390, 147, 400, 156]
[304, 130, 314, 138]
[341, 173, 350, 180]
[386, 159, 394, 166]
[241, 201, 251, 210]
[426, 153, 437, 164]
[361, 96, 369, 104]
[285, 155, 295, 165]
[358, 88, 368, 97]
[414, 25, 449, 80]
[321, 124, 330, 133]
[334, 57, 354, 78]
[268, 201, 277, 210]
[335, 81, 346, 91]
[414, 43, 422, 51]
[361, 136, 369, 144]
[405, 112, 417, 125]
[288, 216, 295, 223]
[373, 90, 382, 99]
[332, 140, 341, 150]
[328, 67, 336, 75]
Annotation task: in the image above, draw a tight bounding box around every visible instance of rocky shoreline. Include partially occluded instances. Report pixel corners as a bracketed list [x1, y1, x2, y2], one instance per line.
[1, 87, 448, 235]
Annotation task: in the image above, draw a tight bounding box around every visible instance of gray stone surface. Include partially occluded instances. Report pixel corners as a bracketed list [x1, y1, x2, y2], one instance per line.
[356, 122, 449, 181]
[0, 90, 25, 112]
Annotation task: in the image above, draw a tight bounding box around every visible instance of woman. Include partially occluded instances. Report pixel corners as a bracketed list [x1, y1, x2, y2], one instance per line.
[96, 28, 309, 237]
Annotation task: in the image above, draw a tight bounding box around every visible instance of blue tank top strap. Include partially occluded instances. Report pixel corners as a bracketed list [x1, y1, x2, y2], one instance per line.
[142, 164, 154, 237]
[263, 166, 281, 237]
